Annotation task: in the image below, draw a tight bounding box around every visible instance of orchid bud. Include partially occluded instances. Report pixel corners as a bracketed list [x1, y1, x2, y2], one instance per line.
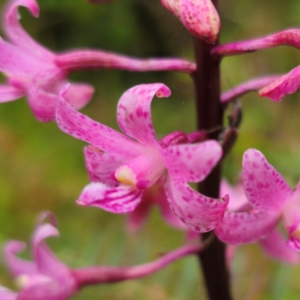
[160, 0, 220, 44]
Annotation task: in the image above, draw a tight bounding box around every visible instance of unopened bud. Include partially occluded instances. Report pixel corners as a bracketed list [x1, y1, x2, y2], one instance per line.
[160, 0, 220, 44]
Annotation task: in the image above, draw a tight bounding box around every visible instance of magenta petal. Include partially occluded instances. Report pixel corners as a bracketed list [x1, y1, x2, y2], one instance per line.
[56, 96, 144, 158]
[0, 85, 24, 102]
[77, 182, 144, 213]
[62, 82, 94, 110]
[4, 0, 54, 61]
[117, 83, 171, 147]
[4, 241, 38, 277]
[259, 66, 300, 101]
[220, 180, 248, 211]
[0, 286, 17, 300]
[243, 149, 292, 213]
[161, 140, 222, 182]
[282, 184, 300, 251]
[127, 194, 154, 232]
[0, 39, 46, 76]
[215, 210, 279, 244]
[84, 145, 125, 185]
[27, 70, 60, 122]
[165, 177, 228, 232]
[260, 228, 299, 264]
[32, 223, 70, 280]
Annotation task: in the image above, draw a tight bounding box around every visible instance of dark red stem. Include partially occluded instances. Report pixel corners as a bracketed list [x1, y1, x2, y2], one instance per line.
[191, 1, 232, 299]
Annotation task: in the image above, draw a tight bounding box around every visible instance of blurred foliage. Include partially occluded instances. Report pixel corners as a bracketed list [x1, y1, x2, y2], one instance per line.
[0, 0, 300, 299]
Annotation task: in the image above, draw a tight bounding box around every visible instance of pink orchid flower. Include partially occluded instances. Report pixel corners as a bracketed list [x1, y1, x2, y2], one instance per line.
[56, 83, 228, 232]
[3, 212, 77, 300]
[160, 0, 220, 44]
[216, 149, 300, 256]
[0, 0, 94, 122]
[220, 179, 299, 264]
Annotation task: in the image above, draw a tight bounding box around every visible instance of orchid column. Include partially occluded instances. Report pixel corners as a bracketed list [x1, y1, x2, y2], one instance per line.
[164, 0, 232, 299]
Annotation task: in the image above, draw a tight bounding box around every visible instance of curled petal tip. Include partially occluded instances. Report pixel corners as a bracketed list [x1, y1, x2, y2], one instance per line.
[258, 66, 300, 101]
[155, 85, 171, 98]
[160, 0, 220, 43]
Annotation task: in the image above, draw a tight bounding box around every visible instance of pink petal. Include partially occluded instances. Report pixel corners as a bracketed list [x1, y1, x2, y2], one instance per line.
[0, 286, 17, 300]
[157, 187, 187, 230]
[117, 83, 171, 147]
[161, 140, 222, 182]
[32, 223, 70, 280]
[220, 179, 248, 211]
[77, 182, 144, 213]
[84, 145, 125, 185]
[165, 177, 228, 232]
[59, 82, 94, 111]
[259, 66, 300, 101]
[3, 0, 54, 61]
[56, 96, 144, 158]
[260, 228, 299, 264]
[282, 184, 300, 251]
[0, 85, 24, 102]
[17, 277, 71, 300]
[127, 193, 154, 232]
[243, 149, 292, 213]
[0, 39, 46, 76]
[27, 69, 61, 122]
[4, 241, 38, 277]
[160, 0, 220, 43]
[215, 210, 279, 244]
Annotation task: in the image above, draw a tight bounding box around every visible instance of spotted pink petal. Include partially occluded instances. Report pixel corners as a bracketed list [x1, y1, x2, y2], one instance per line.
[243, 149, 293, 213]
[165, 177, 228, 232]
[215, 210, 279, 244]
[77, 182, 144, 213]
[157, 187, 187, 230]
[117, 83, 171, 147]
[0, 85, 24, 102]
[260, 228, 299, 264]
[3, 0, 54, 61]
[4, 241, 38, 277]
[160, 0, 220, 44]
[56, 95, 144, 158]
[84, 145, 125, 185]
[161, 140, 222, 182]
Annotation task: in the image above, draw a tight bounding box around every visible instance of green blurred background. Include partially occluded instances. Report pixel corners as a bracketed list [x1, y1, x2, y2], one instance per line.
[0, 0, 300, 299]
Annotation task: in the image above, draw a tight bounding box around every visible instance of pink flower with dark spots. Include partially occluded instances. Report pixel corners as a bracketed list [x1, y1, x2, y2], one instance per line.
[56, 83, 228, 233]
[219, 179, 299, 264]
[0, 0, 94, 122]
[216, 149, 300, 255]
[160, 0, 220, 44]
[4, 212, 77, 300]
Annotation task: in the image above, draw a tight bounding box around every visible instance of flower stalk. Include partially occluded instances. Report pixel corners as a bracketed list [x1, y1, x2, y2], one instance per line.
[191, 0, 232, 298]
[72, 244, 204, 287]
